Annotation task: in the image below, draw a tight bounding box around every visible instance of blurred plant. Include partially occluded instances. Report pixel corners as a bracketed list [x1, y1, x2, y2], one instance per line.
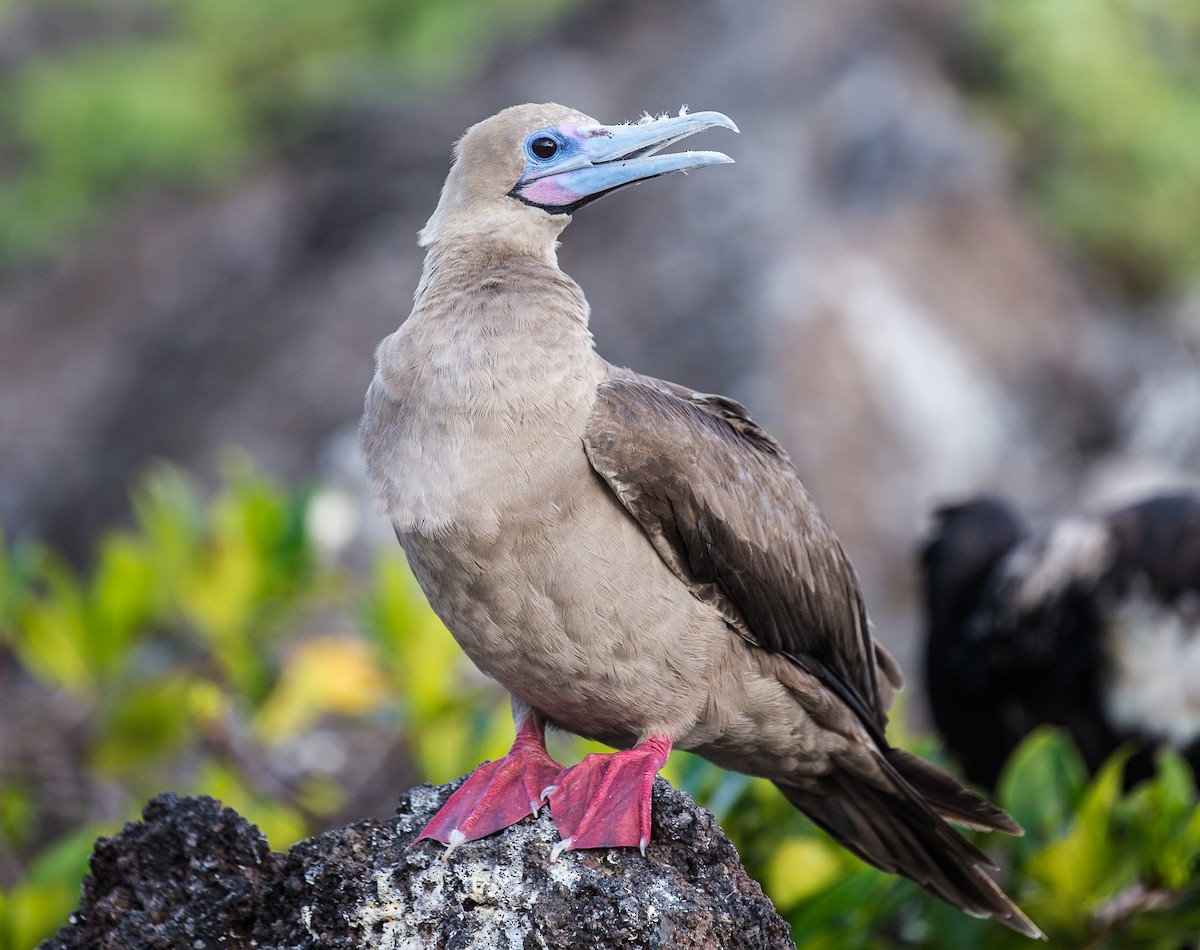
[966, 0, 1200, 298]
[0, 459, 323, 947]
[1, 460, 1198, 947]
[0, 0, 576, 262]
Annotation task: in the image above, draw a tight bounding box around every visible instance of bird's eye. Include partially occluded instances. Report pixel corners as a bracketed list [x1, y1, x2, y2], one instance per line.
[530, 136, 558, 160]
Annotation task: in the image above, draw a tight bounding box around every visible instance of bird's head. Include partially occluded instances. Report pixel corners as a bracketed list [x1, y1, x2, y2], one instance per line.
[419, 103, 737, 252]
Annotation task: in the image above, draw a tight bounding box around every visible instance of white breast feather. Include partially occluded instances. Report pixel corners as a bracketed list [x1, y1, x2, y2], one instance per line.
[1103, 589, 1200, 747]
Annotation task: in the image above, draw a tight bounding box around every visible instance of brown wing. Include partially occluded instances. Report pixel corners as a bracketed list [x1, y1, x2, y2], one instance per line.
[583, 372, 897, 734]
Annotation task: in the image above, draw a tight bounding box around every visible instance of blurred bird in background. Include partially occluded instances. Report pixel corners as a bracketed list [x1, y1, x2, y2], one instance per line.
[922, 490, 1200, 790]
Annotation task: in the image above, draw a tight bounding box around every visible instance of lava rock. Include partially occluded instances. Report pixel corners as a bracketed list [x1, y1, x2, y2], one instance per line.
[41, 780, 795, 949]
[41, 793, 282, 950]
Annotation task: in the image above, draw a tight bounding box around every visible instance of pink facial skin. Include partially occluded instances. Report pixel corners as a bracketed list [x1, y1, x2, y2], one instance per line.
[513, 176, 584, 208]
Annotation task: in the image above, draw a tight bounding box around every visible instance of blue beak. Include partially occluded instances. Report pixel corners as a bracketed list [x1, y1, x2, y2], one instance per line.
[511, 109, 738, 213]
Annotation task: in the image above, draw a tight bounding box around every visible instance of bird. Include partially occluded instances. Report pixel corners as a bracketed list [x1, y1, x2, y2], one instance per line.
[360, 102, 1040, 937]
[922, 491, 1200, 791]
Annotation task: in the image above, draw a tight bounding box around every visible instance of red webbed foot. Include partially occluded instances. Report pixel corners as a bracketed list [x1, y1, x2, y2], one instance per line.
[418, 715, 564, 856]
[547, 735, 672, 859]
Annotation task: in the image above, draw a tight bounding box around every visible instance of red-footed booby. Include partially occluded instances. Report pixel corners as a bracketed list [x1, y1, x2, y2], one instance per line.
[360, 103, 1040, 937]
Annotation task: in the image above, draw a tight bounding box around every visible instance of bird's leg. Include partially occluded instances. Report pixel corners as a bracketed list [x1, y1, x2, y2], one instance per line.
[547, 735, 672, 860]
[417, 709, 564, 855]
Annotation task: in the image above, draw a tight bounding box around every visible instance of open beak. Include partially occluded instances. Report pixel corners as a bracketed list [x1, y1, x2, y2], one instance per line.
[512, 109, 738, 213]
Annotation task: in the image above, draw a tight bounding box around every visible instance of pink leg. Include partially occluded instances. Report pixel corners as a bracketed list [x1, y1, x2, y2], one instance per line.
[547, 735, 672, 859]
[418, 712, 564, 854]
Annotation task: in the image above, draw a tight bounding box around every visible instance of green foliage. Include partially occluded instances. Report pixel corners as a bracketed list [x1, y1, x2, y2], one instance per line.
[967, 0, 1200, 297]
[0, 0, 576, 261]
[0, 459, 344, 948]
[2, 461, 1198, 948]
[8, 458, 321, 703]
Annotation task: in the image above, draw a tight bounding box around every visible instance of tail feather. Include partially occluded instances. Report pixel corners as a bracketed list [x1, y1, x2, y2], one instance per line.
[776, 752, 1042, 939]
[885, 747, 1022, 835]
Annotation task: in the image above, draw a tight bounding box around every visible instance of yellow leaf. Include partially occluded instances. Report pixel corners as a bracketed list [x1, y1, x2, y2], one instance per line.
[765, 835, 846, 909]
[186, 678, 228, 727]
[255, 634, 388, 740]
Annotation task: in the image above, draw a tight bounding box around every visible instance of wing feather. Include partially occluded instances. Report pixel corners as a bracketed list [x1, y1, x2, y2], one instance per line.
[583, 372, 895, 731]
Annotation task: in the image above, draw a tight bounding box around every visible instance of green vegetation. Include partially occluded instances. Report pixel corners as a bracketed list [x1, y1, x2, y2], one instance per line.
[967, 0, 1200, 297]
[0, 0, 574, 262]
[1, 463, 1197, 947]
[727, 730, 1200, 948]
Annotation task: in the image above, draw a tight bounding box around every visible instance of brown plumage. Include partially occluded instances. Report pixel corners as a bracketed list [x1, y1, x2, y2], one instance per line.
[360, 103, 1040, 938]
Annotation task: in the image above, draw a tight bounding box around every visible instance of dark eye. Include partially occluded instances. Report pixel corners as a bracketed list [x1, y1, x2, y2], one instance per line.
[530, 136, 558, 159]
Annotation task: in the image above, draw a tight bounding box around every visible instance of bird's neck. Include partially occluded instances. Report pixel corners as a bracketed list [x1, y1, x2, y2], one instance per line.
[386, 240, 600, 421]
[413, 240, 591, 333]
[417, 213, 565, 286]
[366, 236, 605, 535]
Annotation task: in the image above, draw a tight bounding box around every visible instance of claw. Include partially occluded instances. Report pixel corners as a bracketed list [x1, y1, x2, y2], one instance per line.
[440, 828, 467, 861]
[549, 836, 574, 862]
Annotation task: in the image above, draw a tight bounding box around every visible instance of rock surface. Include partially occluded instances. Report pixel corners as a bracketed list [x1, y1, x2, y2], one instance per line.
[41, 780, 794, 950]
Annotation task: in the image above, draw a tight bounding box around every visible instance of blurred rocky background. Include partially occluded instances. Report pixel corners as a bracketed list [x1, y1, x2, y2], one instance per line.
[3, 0, 1200, 946]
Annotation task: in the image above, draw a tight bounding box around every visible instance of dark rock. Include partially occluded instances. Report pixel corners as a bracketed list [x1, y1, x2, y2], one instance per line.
[41, 780, 795, 950]
[42, 794, 283, 950]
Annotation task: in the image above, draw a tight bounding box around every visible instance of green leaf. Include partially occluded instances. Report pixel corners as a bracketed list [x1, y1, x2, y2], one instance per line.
[766, 836, 850, 910]
[1025, 751, 1136, 919]
[969, 0, 1200, 295]
[13, 553, 94, 694]
[0, 881, 80, 950]
[998, 726, 1089, 854]
[90, 674, 197, 776]
[84, 531, 158, 676]
[24, 823, 101, 889]
[1120, 747, 1200, 889]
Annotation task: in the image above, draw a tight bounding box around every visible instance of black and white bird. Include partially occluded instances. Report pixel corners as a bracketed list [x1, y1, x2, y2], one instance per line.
[922, 491, 1200, 789]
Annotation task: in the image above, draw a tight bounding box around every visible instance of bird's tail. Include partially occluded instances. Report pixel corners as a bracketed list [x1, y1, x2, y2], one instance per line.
[775, 748, 1041, 939]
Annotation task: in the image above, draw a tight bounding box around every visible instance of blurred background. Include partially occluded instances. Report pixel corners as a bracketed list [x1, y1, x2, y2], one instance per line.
[2, 0, 1199, 946]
